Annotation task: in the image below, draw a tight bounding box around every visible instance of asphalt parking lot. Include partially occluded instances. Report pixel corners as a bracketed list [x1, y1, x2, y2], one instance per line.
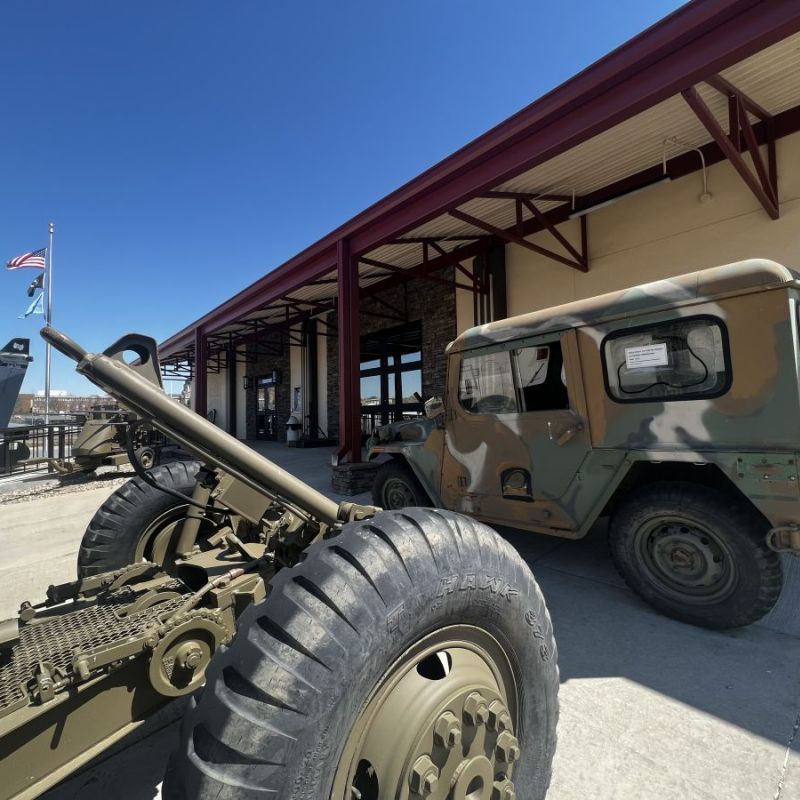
[1, 444, 798, 800]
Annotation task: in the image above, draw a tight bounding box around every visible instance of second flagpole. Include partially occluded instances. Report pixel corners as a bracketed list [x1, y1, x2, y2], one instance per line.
[44, 222, 54, 424]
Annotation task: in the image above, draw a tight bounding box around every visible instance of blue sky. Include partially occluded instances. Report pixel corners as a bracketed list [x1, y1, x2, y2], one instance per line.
[1, 0, 684, 394]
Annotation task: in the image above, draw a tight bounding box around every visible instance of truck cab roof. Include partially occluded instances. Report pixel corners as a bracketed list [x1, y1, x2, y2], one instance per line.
[447, 259, 800, 354]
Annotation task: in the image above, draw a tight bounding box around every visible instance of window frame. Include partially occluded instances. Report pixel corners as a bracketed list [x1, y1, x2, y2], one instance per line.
[457, 335, 571, 416]
[457, 347, 518, 416]
[600, 313, 732, 405]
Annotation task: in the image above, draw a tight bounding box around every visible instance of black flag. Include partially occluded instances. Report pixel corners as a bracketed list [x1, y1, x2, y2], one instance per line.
[26, 273, 43, 297]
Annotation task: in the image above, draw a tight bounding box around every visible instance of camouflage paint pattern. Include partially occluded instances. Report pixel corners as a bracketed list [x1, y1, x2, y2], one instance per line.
[368, 259, 800, 544]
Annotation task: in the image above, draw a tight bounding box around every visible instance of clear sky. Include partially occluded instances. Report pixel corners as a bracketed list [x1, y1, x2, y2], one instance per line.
[1, 0, 684, 395]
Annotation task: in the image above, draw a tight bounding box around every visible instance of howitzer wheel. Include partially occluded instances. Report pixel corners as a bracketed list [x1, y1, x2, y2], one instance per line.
[77, 461, 204, 577]
[162, 508, 559, 799]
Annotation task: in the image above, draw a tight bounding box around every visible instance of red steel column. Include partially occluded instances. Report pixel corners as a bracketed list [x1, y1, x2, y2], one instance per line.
[194, 327, 208, 418]
[336, 238, 361, 464]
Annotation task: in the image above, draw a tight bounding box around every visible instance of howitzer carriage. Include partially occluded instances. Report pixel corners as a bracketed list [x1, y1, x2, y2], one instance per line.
[0, 327, 558, 800]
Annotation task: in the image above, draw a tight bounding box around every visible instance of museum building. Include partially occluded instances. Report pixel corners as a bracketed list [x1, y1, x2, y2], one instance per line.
[157, 0, 800, 488]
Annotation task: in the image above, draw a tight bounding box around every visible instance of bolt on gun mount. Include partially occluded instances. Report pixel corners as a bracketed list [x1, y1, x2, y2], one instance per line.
[0, 327, 377, 800]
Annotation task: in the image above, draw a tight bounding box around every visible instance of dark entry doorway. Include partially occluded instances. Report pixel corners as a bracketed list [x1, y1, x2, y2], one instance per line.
[256, 375, 278, 440]
[360, 322, 423, 434]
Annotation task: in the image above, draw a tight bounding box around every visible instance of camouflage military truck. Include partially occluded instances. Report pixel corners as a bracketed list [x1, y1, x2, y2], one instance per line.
[369, 259, 800, 630]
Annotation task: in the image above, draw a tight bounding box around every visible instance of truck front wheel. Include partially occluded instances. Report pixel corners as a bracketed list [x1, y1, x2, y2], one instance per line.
[163, 508, 559, 800]
[372, 459, 431, 509]
[609, 481, 782, 629]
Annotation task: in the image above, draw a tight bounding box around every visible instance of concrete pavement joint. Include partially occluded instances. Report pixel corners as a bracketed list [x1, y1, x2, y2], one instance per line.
[774, 708, 800, 800]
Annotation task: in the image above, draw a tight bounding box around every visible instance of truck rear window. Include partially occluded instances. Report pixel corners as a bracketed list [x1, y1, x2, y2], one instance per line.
[602, 316, 730, 403]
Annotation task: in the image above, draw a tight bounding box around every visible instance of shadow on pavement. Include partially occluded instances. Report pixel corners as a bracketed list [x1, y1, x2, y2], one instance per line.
[499, 523, 800, 749]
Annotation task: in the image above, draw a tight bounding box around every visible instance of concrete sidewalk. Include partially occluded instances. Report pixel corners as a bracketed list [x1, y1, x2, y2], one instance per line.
[1, 442, 794, 799]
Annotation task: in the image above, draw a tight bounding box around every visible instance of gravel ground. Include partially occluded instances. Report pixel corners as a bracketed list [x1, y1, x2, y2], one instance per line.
[0, 467, 135, 505]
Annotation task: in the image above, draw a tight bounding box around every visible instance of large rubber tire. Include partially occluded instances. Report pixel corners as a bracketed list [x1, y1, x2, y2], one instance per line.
[163, 508, 559, 800]
[609, 481, 782, 629]
[77, 461, 201, 578]
[372, 459, 431, 509]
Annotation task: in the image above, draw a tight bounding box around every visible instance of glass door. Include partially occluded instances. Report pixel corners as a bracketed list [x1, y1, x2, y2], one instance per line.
[256, 378, 277, 440]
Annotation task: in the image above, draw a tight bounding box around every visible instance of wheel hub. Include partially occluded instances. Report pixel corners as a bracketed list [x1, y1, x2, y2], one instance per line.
[636, 518, 735, 601]
[333, 627, 519, 800]
[383, 478, 415, 509]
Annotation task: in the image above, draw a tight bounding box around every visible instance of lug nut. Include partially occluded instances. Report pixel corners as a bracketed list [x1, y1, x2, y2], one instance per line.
[433, 710, 462, 749]
[491, 777, 517, 800]
[463, 691, 490, 726]
[495, 731, 521, 764]
[487, 700, 512, 733]
[409, 755, 439, 796]
[175, 642, 204, 671]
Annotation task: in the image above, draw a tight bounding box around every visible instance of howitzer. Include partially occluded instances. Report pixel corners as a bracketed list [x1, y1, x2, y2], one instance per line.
[0, 327, 558, 800]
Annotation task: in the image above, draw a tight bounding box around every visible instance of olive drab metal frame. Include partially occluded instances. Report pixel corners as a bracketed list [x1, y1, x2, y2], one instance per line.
[0, 326, 379, 800]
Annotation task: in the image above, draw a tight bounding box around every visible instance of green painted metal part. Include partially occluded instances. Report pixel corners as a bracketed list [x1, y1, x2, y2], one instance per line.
[0, 326, 380, 800]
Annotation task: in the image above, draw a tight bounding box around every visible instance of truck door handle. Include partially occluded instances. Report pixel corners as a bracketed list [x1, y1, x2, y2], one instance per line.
[548, 420, 584, 446]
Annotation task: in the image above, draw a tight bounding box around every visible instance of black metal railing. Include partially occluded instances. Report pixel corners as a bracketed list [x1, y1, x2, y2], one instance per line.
[360, 409, 421, 436]
[0, 423, 83, 476]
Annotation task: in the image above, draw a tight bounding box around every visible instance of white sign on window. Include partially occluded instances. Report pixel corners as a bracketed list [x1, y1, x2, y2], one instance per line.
[624, 342, 669, 370]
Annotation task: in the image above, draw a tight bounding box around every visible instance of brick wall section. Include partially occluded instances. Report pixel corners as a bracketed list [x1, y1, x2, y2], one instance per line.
[327, 267, 456, 441]
[331, 462, 380, 495]
[244, 343, 291, 441]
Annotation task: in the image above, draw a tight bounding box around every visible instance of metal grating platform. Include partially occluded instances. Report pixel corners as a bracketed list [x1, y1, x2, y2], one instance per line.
[0, 590, 187, 712]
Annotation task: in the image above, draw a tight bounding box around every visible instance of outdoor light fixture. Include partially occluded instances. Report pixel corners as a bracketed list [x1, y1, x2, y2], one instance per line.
[242, 376, 250, 390]
[568, 175, 672, 219]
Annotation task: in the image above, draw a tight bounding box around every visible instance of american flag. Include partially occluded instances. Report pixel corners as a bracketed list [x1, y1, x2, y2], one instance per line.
[6, 248, 46, 270]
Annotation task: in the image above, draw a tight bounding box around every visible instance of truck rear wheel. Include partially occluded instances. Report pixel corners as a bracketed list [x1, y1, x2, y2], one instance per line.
[77, 461, 202, 577]
[609, 481, 782, 629]
[162, 508, 559, 800]
[372, 459, 431, 509]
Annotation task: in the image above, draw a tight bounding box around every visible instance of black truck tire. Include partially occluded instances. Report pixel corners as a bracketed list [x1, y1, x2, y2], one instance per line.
[162, 508, 559, 800]
[77, 461, 202, 578]
[609, 481, 782, 629]
[372, 459, 431, 509]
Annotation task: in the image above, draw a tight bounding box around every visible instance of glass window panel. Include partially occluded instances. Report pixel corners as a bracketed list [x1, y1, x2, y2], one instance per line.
[360, 375, 381, 406]
[400, 370, 422, 403]
[459, 351, 517, 415]
[604, 317, 729, 402]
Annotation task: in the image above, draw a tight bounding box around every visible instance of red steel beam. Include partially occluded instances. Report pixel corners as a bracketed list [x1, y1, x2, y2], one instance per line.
[705, 73, 771, 120]
[336, 239, 362, 464]
[737, 102, 778, 205]
[194, 328, 208, 417]
[681, 85, 779, 218]
[520, 198, 587, 269]
[449, 208, 587, 272]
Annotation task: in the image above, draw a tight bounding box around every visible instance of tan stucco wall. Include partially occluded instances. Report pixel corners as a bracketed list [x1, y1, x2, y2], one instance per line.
[503, 130, 800, 319]
[455, 259, 477, 335]
[235, 345, 247, 438]
[206, 369, 228, 431]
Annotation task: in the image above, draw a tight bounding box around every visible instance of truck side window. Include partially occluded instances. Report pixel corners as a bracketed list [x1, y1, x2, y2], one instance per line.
[513, 342, 570, 412]
[603, 316, 730, 403]
[459, 351, 518, 414]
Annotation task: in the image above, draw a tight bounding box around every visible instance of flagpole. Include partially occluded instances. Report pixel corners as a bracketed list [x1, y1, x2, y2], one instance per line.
[44, 222, 54, 424]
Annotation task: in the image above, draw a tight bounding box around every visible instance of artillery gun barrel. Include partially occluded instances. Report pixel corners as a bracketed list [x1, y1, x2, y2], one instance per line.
[41, 326, 343, 526]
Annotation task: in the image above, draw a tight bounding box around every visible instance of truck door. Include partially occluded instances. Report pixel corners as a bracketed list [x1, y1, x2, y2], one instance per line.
[440, 330, 592, 532]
